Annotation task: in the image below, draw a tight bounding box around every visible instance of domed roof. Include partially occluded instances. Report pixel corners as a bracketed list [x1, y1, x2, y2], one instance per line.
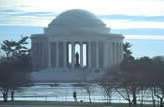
[45, 9, 110, 34]
[50, 9, 105, 27]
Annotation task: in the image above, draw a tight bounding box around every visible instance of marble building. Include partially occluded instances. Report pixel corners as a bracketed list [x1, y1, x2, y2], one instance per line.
[31, 9, 124, 82]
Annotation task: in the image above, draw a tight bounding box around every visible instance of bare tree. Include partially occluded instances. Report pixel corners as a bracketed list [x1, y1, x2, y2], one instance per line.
[97, 65, 119, 104]
[98, 80, 113, 104]
[151, 56, 164, 107]
[0, 57, 32, 102]
[73, 82, 93, 103]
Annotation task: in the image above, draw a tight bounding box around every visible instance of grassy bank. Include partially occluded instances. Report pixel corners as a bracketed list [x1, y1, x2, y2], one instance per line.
[0, 101, 104, 105]
[0, 101, 155, 107]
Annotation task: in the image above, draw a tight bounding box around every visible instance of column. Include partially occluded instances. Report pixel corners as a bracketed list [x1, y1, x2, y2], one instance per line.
[64, 41, 67, 68]
[38, 43, 42, 68]
[36, 43, 40, 68]
[104, 42, 108, 68]
[72, 43, 75, 68]
[48, 42, 51, 68]
[88, 42, 91, 68]
[44, 40, 49, 68]
[115, 43, 117, 64]
[117, 43, 120, 64]
[120, 43, 124, 61]
[112, 42, 115, 65]
[80, 42, 83, 68]
[116, 43, 119, 64]
[118, 43, 121, 63]
[96, 41, 99, 69]
[56, 41, 59, 68]
[109, 42, 113, 66]
[116, 43, 118, 64]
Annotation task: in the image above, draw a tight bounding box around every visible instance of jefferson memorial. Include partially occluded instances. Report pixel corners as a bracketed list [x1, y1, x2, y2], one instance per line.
[31, 9, 124, 82]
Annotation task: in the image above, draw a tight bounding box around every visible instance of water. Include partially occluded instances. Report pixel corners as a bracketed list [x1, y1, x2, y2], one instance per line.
[7, 83, 108, 102]
[0, 83, 156, 104]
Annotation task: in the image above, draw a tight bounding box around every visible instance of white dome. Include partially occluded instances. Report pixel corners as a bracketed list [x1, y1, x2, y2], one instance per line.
[45, 9, 110, 34]
[50, 9, 105, 27]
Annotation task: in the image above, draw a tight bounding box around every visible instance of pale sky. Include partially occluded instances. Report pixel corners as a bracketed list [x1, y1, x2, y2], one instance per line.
[0, 0, 164, 57]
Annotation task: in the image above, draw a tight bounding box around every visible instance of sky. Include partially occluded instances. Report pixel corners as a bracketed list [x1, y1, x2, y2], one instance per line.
[0, 0, 164, 58]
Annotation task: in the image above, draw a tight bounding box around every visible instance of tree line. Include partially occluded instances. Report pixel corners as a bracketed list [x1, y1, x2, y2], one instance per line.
[97, 42, 164, 107]
[0, 36, 32, 102]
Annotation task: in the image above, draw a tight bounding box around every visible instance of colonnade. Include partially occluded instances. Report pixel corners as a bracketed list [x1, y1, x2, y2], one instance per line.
[32, 40, 123, 71]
